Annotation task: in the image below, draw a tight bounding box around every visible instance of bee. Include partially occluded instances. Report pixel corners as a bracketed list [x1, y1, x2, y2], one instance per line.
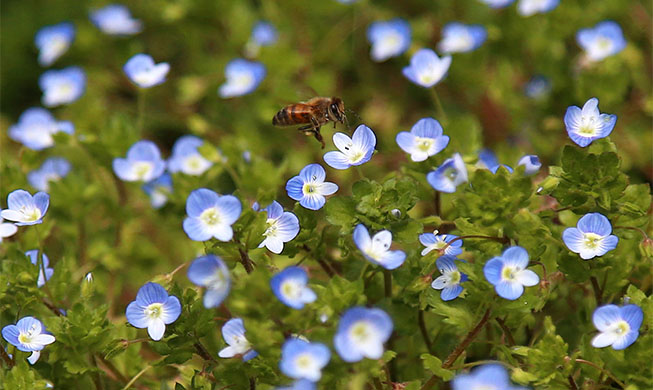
[272, 97, 346, 148]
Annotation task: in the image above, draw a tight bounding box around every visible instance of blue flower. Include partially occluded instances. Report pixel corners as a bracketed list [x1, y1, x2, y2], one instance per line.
[25, 250, 54, 288]
[183, 188, 242, 241]
[125, 282, 181, 341]
[90, 4, 142, 35]
[562, 213, 618, 260]
[323, 125, 376, 170]
[28, 157, 71, 192]
[334, 307, 393, 362]
[270, 266, 316, 309]
[123, 54, 170, 88]
[479, 0, 515, 8]
[524, 75, 551, 99]
[276, 380, 316, 390]
[431, 256, 467, 301]
[167, 136, 213, 176]
[517, 0, 559, 16]
[426, 153, 468, 193]
[0, 218, 18, 243]
[142, 173, 173, 209]
[437, 23, 487, 54]
[258, 201, 300, 254]
[477, 149, 513, 174]
[419, 231, 462, 256]
[396, 117, 449, 162]
[39, 66, 85, 107]
[187, 255, 231, 308]
[286, 164, 338, 210]
[8, 108, 74, 151]
[252, 21, 278, 46]
[1, 189, 49, 226]
[576, 21, 626, 62]
[353, 224, 406, 270]
[403, 49, 451, 88]
[517, 155, 541, 175]
[113, 140, 166, 182]
[218, 59, 266, 98]
[591, 304, 643, 350]
[280, 338, 330, 382]
[366, 18, 411, 62]
[484, 246, 539, 300]
[452, 364, 527, 390]
[564, 97, 616, 148]
[35, 22, 75, 67]
[1, 316, 55, 365]
[218, 318, 258, 361]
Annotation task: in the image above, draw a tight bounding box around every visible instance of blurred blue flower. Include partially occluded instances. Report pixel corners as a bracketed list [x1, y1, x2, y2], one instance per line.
[280, 338, 330, 382]
[1, 316, 55, 365]
[524, 75, 551, 99]
[323, 125, 376, 170]
[286, 164, 338, 210]
[564, 97, 616, 147]
[219, 59, 266, 98]
[182, 188, 242, 241]
[426, 153, 468, 193]
[353, 224, 406, 270]
[258, 201, 300, 254]
[25, 249, 54, 288]
[1, 189, 49, 226]
[591, 304, 643, 350]
[517, 155, 541, 175]
[366, 18, 411, 62]
[112, 140, 166, 182]
[168, 136, 213, 176]
[142, 173, 172, 209]
[396, 117, 449, 162]
[562, 213, 618, 260]
[334, 307, 393, 362]
[437, 23, 487, 54]
[431, 256, 467, 301]
[252, 21, 278, 46]
[276, 380, 316, 390]
[479, 0, 515, 8]
[90, 4, 142, 35]
[270, 266, 316, 309]
[335, 0, 358, 3]
[28, 157, 71, 192]
[477, 149, 513, 174]
[576, 21, 626, 62]
[123, 54, 170, 88]
[419, 231, 462, 256]
[125, 282, 181, 341]
[403, 49, 451, 88]
[35, 22, 75, 67]
[8, 108, 74, 151]
[517, 0, 559, 16]
[187, 255, 231, 308]
[39, 66, 85, 107]
[484, 246, 539, 300]
[452, 364, 527, 390]
[0, 218, 18, 243]
[219, 318, 258, 361]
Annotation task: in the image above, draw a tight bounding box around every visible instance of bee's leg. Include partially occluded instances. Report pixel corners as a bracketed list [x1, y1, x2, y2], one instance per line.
[309, 117, 325, 149]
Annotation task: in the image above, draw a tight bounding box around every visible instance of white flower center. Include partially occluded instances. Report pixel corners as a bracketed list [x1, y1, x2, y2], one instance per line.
[444, 167, 458, 181]
[263, 218, 278, 238]
[18, 323, 40, 345]
[132, 161, 153, 180]
[145, 303, 163, 319]
[20, 206, 42, 222]
[381, 33, 401, 51]
[502, 265, 521, 281]
[583, 232, 603, 249]
[281, 280, 301, 300]
[303, 183, 317, 195]
[200, 207, 221, 226]
[415, 137, 434, 152]
[447, 270, 461, 285]
[350, 321, 373, 344]
[613, 320, 630, 335]
[295, 353, 315, 370]
[234, 73, 254, 89]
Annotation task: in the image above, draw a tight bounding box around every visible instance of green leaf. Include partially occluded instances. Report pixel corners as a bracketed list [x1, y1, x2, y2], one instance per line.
[420, 353, 455, 380]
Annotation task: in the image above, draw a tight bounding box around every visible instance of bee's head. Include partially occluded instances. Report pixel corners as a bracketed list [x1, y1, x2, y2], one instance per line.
[329, 97, 346, 123]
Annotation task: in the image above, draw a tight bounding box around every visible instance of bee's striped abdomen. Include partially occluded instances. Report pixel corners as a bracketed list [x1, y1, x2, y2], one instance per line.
[272, 104, 313, 126]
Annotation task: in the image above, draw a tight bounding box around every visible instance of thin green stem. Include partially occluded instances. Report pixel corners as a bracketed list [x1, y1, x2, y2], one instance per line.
[613, 225, 649, 240]
[383, 270, 392, 299]
[418, 310, 432, 353]
[121, 364, 150, 390]
[573, 358, 626, 389]
[438, 235, 510, 255]
[136, 89, 146, 134]
[222, 163, 242, 188]
[442, 308, 492, 369]
[429, 88, 448, 124]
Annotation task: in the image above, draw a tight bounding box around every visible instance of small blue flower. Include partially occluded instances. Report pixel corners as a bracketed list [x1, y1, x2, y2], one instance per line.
[396, 118, 449, 162]
[1, 316, 56, 365]
[25, 250, 54, 288]
[286, 164, 338, 210]
[218, 59, 266, 98]
[280, 338, 330, 382]
[39, 66, 85, 107]
[90, 4, 142, 36]
[258, 201, 300, 254]
[334, 307, 393, 362]
[167, 136, 213, 176]
[426, 153, 468, 193]
[431, 256, 467, 301]
[524, 75, 551, 99]
[366, 18, 411, 62]
[591, 304, 643, 350]
[564, 97, 616, 147]
[419, 231, 462, 256]
[34, 22, 75, 67]
[125, 282, 181, 341]
[183, 188, 242, 241]
[484, 246, 539, 300]
[576, 21, 626, 62]
[517, 0, 559, 16]
[112, 140, 166, 182]
[252, 21, 278, 46]
[270, 266, 316, 309]
[403, 49, 452, 88]
[562, 213, 618, 260]
[276, 380, 316, 390]
[142, 173, 173, 209]
[1, 189, 49, 226]
[452, 364, 527, 390]
[219, 318, 258, 361]
[323, 125, 376, 170]
[353, 224, 406, 270]
[517, 155, 541, 175]
[0, 218, 18, 243]
[479, 0, 515, 8]
[8, 108, 74, 151]
[28, 157, 71, 192]
[477, 149, 513, 174]
[437, 23, 487, 54]
[187, 255, 231, 308]
[123, 54, 170, 88]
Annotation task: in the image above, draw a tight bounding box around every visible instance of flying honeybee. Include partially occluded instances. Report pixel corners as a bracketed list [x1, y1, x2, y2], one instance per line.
[272, 97, 347, 148]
